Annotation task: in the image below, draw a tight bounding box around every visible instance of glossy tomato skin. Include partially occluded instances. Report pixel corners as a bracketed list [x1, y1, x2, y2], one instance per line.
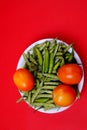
[57, 63, 82, 85]
[13, 68, 34, 91]
[52, 84, 76, 107]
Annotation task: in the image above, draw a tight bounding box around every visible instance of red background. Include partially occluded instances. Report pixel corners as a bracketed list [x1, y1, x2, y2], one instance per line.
[1, 0, 87, 130]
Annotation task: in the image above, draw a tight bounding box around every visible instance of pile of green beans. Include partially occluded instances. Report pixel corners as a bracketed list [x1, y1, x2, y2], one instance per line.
[19, 39, 77, 111]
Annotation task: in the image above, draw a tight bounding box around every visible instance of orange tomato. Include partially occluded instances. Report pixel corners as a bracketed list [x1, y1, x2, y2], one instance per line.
[57, 63, 82, 85]
[13, 68, 34, 91]
[52, 84, 76, 107]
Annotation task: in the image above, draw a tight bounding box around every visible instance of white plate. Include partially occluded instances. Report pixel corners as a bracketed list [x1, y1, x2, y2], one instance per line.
[17, 38, 84, 114]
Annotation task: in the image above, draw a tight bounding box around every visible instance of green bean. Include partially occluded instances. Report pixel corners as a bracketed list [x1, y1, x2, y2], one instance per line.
[27, 91, 31, 104]
[53, 44, 59, 58]
[35, 47, 43, 65]
[49, 40, 56, 50]
[37, 72, 43, 78]
[46, 100, 54, 104]
[60, 57, 65, 66]
[31, 81, 43, 103]
[52, 70, 56, 74]
[42, 85, 56, 89]
[42, 49, 45, 55]
[43, 73, 58, 79]
[29, 54, 37, 65]
[43, 48, 49, 73]
[38, 65, 42, 72]
[23, 53, 31, 66]
[33, 71, 37, 77]
[58, 44, 62, 51]
[29, 67, 37, 72]
[56, 52, 63, 56]
[65, 48, 74, 63]
[28, 64, 37, 72]
[65, 52, 70, 56]
[43, 77, 51, 82]
[55, 56, 64, 66]
[34, 98, 49, 103]
[44, 104, 56, 111]
[43, 76, 58, 81]
[33, 102, 55, 106]
[16, 97, 24, 103]
[39, 42, 46, 51]
[53, 62, 60, 71]
[65, 55, 70, 59]
[61, 43, 67, 48]
[44, 77, 58, 81]
[23, 91, 29, 97]
[63, 44, 73, 53]
[31, 89, 36, 93]
[26, 52, 30, 59]
[36, 43, 44, 48]
[65, 53, 71, 62]
[46, 41, 50, 47]
[44, 82, 60, 85]
[48, 53, 54, 73]
[40, 90, 52, 94]
[36, 79, 40, 88]
[68, 54, 73, 62]
[36, 94, 52, 98]
[51, 39, 57, 44]
[32, 47, 36, 58]
[66, 55, 70, 60]
[28, 47, 33, 51]
[68, 49, 74, 62]
[36, 76, 44, 81]
[49, 47, 55, 53]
